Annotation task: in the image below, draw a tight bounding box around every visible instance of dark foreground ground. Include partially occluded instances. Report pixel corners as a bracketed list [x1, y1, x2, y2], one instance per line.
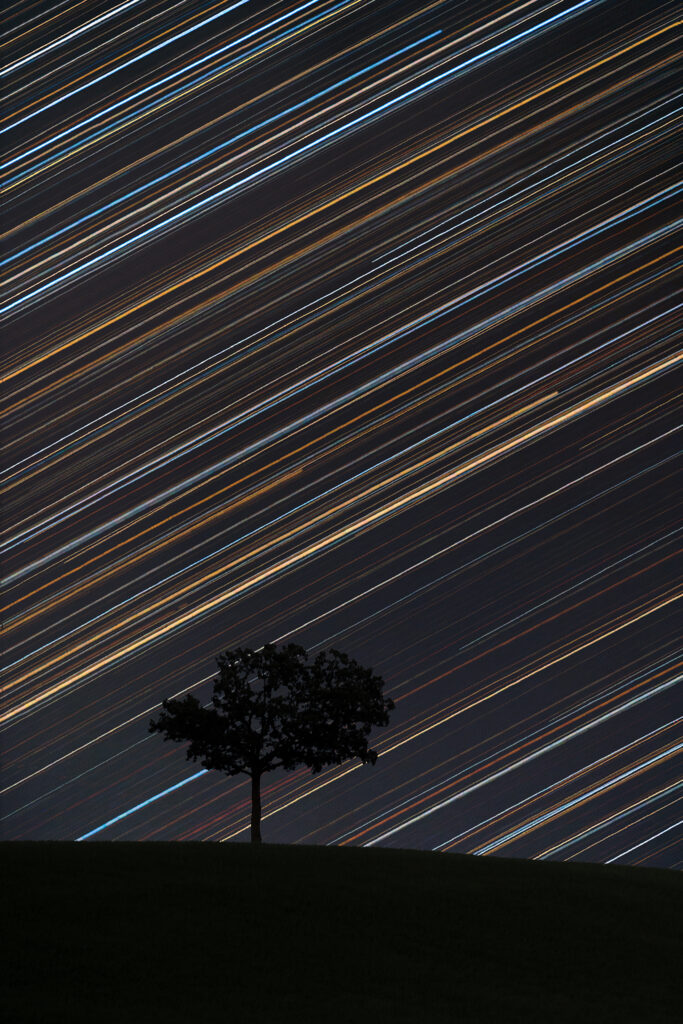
[2, 841, 681, 1023]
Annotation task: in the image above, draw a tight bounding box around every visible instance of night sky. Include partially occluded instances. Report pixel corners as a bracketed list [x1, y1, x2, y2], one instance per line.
[2, 0, 681, 865]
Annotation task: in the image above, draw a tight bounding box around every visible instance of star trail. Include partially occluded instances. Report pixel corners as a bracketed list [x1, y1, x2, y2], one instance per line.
[1, 0, 681, 866]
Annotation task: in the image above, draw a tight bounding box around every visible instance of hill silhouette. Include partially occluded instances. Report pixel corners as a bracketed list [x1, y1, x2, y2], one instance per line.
[3, 841, 680, 1022]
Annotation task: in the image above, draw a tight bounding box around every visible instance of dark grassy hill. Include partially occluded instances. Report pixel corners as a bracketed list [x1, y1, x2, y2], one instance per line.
[3, 841, 681, 1023]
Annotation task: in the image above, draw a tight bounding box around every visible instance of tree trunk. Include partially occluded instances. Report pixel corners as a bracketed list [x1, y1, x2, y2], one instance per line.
[251, 771, 262, 843]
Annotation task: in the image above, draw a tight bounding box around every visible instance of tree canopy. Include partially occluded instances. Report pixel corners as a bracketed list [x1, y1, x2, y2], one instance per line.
[149, 642, 394, 841]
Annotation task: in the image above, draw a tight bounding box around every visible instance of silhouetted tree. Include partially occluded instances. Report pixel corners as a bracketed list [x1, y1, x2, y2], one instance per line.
[149, 642, 394, 842]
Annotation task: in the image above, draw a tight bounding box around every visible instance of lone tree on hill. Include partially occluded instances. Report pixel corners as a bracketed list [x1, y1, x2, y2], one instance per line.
[149, 642, 394, 842]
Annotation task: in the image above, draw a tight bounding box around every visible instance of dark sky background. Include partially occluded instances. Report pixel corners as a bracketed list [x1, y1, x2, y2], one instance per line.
[2, 0, 681, 864]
